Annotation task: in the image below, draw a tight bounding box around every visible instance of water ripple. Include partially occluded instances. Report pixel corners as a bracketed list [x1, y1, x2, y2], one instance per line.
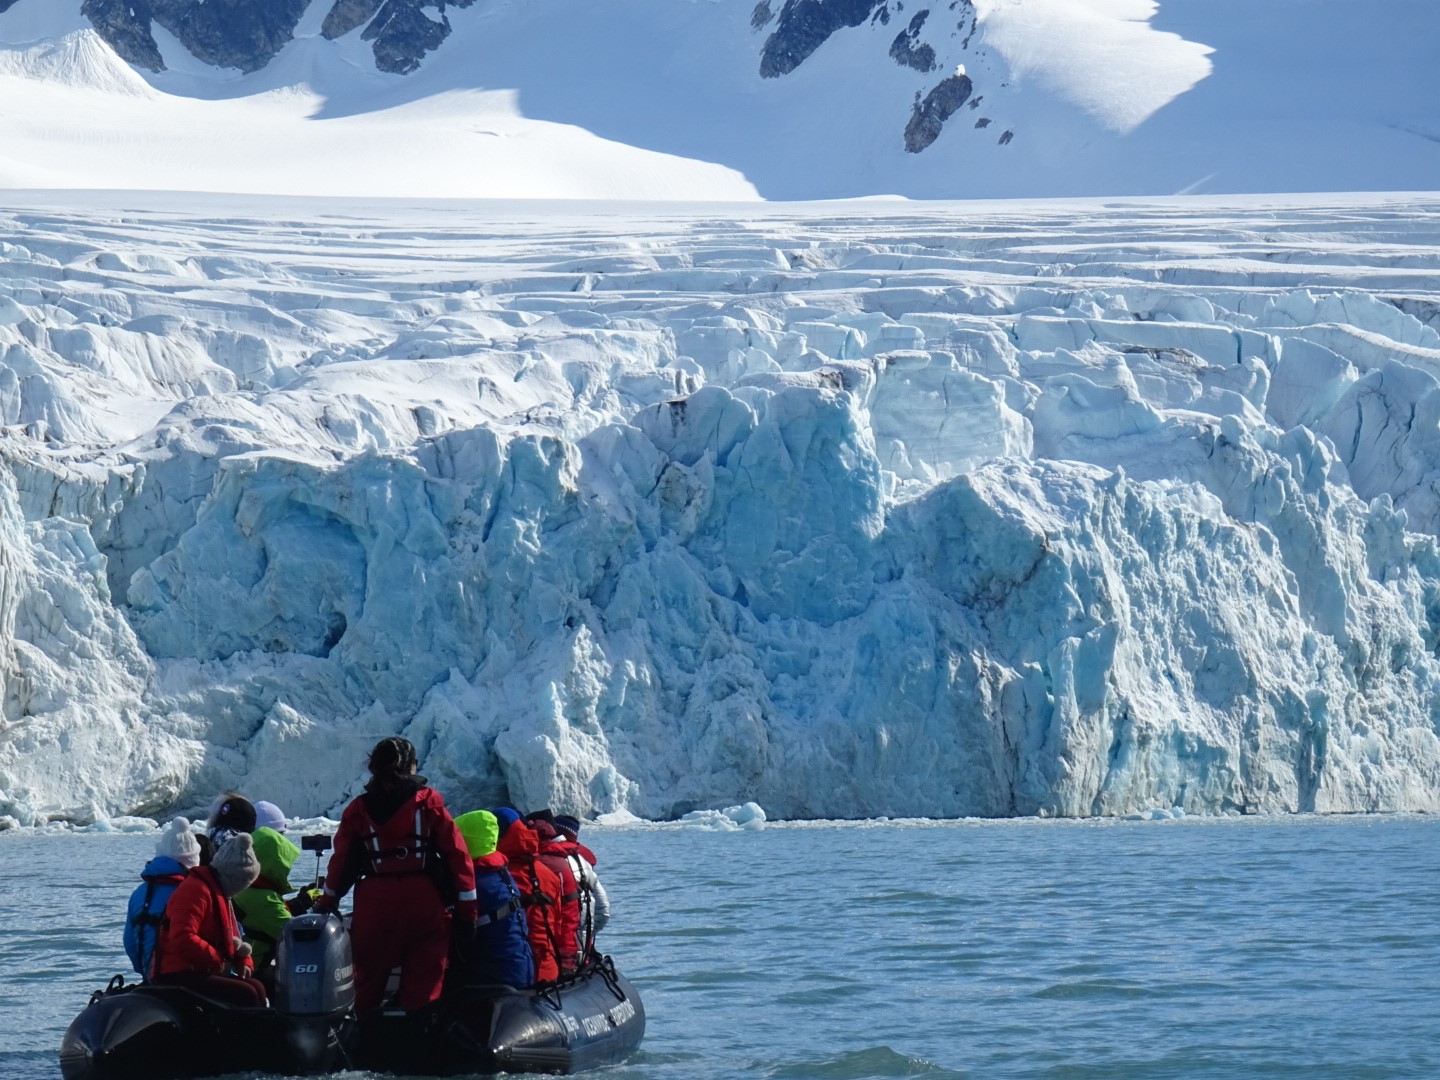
[4, 817, 1440, 1080]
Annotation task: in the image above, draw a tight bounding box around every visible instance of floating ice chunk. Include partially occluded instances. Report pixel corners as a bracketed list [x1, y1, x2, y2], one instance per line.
[595, 807, 644, 827]
[724, 801, 768, 829]
[678, 802, 767, 831]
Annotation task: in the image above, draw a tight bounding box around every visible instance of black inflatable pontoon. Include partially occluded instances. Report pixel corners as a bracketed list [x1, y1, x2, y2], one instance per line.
[59, 913, 645, 1079]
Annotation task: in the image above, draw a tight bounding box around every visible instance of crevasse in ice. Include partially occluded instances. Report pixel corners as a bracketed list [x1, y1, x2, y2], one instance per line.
[2, 200, 1440, 823]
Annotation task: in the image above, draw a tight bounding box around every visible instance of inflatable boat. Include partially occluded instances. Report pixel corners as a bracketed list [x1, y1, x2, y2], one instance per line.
[59, 913, 645, 1078]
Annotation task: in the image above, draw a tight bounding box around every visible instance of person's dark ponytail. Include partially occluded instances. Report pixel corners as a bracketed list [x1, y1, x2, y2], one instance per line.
[365, 736, 421, 792]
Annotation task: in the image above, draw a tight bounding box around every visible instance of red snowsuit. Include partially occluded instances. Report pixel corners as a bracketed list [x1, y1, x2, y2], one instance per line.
[324, 782, 477, 1015]
[532, 821, 584, 977]
[549, 834, 601, 968]
[496, 819, 563, 984]
[152, 865, 267, 1007]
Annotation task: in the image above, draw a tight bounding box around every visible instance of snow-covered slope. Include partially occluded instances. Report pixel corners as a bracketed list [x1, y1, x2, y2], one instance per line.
[0, 0, 1436, 199]
[3, 192, 1440, 823]
[0, 4, 758, 199]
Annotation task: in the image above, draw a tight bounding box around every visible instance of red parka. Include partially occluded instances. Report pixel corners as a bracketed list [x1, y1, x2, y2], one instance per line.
[532, 821, 584, 976]
[496, 819, 563, 983]
[152, 866, 251, 978]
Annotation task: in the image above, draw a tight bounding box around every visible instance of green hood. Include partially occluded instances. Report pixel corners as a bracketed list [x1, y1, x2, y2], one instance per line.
[251, 826, 300, 894]
[454, 810, 499, 858]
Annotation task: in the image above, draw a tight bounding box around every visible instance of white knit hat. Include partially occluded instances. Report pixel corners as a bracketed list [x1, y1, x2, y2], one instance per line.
[155, 817, 200, 869]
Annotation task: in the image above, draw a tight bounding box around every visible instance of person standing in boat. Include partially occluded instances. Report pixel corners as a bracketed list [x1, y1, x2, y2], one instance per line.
[314, 737, 478, 1016]
[124, 817, 200, 980]
[452, 810, 536, 989]
[151, 832, 267, 1007]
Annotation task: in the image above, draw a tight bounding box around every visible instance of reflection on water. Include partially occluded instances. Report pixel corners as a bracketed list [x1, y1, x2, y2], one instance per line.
[2, 815, 1438, 1079]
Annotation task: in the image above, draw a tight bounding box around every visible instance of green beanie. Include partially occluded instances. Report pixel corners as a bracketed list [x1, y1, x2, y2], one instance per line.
[455, 810, 499, 858]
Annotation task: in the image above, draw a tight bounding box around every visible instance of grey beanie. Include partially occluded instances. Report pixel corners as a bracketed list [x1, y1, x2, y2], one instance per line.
[210, 832, 260, 897]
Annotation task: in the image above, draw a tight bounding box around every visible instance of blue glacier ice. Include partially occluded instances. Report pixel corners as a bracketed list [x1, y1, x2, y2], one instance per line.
[3, 196, 1440, 824]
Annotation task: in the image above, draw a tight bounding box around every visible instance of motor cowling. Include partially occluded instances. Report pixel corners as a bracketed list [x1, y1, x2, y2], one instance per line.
[274, 913, 354, 1017]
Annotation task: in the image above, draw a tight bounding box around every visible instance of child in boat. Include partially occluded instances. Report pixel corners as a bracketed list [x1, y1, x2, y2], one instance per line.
[151, 832, 268, 1007]
[452, 810, 536, 989]
[232, 825, 302, 990]
[206, 792, 257, 849]
[124, 817, 200, 980]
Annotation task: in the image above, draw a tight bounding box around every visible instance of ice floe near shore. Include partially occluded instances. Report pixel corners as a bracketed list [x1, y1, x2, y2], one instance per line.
[3, 194, 1440, 822]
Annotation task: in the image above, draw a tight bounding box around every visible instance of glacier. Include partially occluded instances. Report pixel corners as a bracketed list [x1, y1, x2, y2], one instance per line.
[3, 193, 1440, 824]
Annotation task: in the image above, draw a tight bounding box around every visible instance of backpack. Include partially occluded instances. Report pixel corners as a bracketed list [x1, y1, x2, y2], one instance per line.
[124, 870, 186, 978]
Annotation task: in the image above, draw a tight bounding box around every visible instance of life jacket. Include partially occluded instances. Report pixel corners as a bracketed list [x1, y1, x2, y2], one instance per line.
[459, 852, 535, 989]
[324, 784, 477, 918]
[496, 820, 562, 983]
[124, 857, 188, 979]
[152, 866, 248, 979]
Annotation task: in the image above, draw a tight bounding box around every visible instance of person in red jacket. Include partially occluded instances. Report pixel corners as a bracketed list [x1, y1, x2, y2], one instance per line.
[526, 813, 584, 977]
[151, 832, 267, 1008]
[492, 808, 563, 984]
[315, 737, 477, 1016]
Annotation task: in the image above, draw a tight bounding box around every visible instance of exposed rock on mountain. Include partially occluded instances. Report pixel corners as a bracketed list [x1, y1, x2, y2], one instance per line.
[355, 0, 475, 75]
[320, 0, 383, 40]
[147, 0, 308, 73]
[80, 0, 163, 72]
[905, 72, 972, 152]
[889, 10, 936, 72]
[759, 0, 884, 79]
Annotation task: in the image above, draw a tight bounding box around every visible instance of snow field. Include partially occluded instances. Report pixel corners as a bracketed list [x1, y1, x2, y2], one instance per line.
[3, 194, 1440, 824]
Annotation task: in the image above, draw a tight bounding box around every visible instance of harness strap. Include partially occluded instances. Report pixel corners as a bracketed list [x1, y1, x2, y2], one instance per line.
[360, 806, 435, 876]
[128, 880, 160, 932]
[476, 898, 523, 927]
[129, 874, 183, 931]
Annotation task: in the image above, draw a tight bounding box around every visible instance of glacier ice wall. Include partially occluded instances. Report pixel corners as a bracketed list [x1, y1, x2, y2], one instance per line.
[3, 195, 1440, 822]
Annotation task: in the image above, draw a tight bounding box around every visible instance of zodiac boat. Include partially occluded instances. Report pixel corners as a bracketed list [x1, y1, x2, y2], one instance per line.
[59, 913, 645, 1078]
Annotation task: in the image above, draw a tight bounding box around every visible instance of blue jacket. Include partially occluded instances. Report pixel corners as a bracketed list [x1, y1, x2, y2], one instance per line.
[124, 856, 189, 978]
[456, 852, 535, 989]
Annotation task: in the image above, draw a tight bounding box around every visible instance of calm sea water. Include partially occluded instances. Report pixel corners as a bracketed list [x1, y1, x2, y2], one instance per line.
[2, 816, 1437, 1080]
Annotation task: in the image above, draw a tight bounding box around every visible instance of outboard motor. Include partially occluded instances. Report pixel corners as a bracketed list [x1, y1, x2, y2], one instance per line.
[274, 913, 354, 1072]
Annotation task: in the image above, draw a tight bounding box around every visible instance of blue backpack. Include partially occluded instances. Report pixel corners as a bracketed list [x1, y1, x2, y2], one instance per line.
[123, 858, 188, 978]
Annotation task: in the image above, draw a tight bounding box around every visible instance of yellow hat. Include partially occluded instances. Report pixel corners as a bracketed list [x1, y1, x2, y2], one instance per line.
[454, 810, 499, 857]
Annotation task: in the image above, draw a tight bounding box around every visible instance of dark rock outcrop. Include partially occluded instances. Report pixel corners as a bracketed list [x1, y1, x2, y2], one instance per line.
[751, 1, 774, 30]
[0, 0, 23, 13]
[349, 0, 477, 76]
[145, 0, 309, 73]
[82, 0, 165, 72]
[322, 0, 385, 39]
[904, 72, 972, 152]
[889, 9, 935, 72]
[760, 0, 885, 79]
[363, 0, 448, 75]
